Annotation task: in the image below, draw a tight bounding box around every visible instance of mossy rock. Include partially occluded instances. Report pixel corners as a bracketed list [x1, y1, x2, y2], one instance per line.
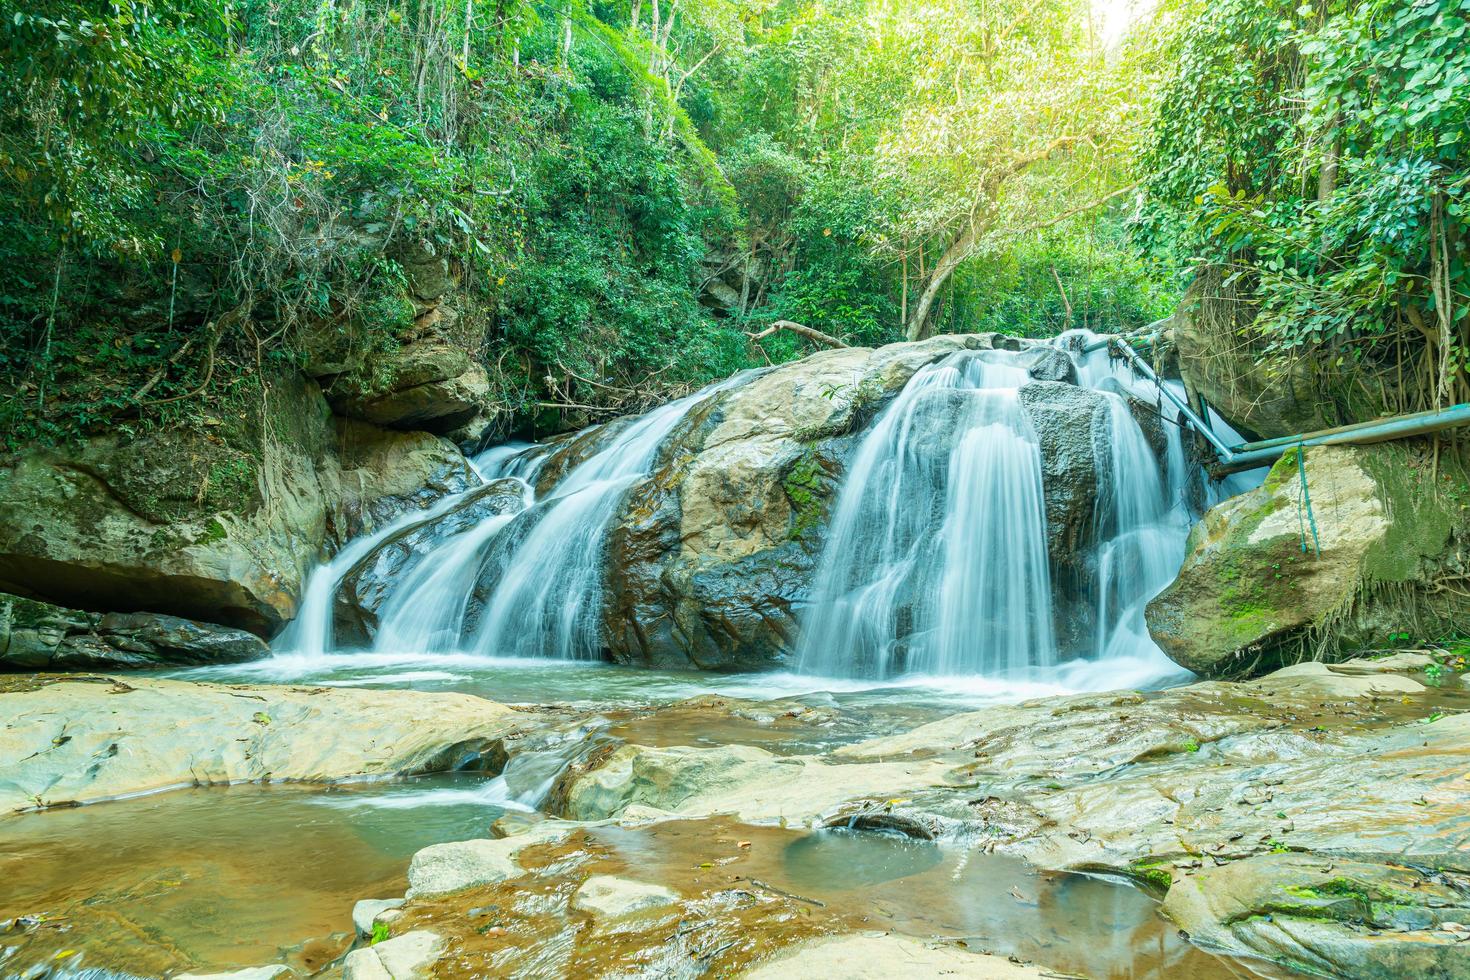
[1146, 443, 1470, 677]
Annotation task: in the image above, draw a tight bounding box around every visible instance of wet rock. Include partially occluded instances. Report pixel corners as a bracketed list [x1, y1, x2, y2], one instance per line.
[326, 420, 477, 544]
[0, 677, 522, 814]
[1017, 345, 1079, 385]
[1, 593, 266, 670]
[405, 822, 577, 898]
[178, 967, 295, 980]
[333, 478, 528, 644]
[739, 933, 1048, 978]
[1016, 381, 1112, 651]
[1146, 443, 1470, 678]
[352, 898, 405, 938]
[603, 334, 1023, 671]
[571, 875, 679, 918]
[342, 930, 445, 980]
[1162, 854, 1470, 979]
[556, 742, 948, 823]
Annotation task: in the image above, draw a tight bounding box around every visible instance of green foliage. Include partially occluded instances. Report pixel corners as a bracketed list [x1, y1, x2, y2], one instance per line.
[1140, 0, 1470, 408]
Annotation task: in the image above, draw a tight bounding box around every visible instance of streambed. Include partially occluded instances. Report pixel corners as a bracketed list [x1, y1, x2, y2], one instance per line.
[0, 658, 1325, 979]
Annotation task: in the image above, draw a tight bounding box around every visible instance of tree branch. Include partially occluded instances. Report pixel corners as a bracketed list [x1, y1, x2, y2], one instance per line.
[745, 320, 850, 349]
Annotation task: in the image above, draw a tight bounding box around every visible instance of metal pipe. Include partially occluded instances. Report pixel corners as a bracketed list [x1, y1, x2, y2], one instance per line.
[1233, 404, 1470, 453]
[1212, 403, 1470, 475]
[1107, 337, 1238, 459]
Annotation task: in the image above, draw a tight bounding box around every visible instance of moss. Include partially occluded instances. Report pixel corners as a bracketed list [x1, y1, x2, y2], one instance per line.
[782, 450, 829, 541]
[1127, 859, 1174, 894]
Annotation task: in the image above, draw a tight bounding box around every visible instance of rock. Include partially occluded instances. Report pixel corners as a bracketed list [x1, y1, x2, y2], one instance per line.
[326, 421, 478, 544]
[352, 898, 405, 938]
[0, 375, 480, 638]
[739, 934, 1047, 978]
[1146, 443, 1469, 677]
[1016, 381, 1111, 652]
[555, 742, 948, 824]
[327, 338, 491, 435]
[1162, 854, 1470, 979]
[0, 676, 522, 814]
[0, 593, 267, 670]
[405, 822, 577, 898]
[177, 967, 295, 980]
[570, 875, 679, 918]
[341, 930, 445, 980]
[1169, 278, 1337, 439]
[1017, 345, 1078, 385]
[333, 478, 528, 644]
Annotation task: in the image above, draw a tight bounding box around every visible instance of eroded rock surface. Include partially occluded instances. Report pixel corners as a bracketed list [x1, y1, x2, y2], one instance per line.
[602, 333, 1135, 669]
[0, 676, 527, 813]
[0, 376, 477, 637]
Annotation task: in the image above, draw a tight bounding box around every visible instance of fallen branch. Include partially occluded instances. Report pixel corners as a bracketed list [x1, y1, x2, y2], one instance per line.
[745, 320, 849, 349]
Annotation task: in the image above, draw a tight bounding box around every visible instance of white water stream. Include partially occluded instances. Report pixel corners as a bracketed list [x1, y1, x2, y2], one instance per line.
[262, 334, 1260, 691]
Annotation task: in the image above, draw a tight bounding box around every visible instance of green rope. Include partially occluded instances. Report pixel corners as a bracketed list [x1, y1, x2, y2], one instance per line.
[1297, 443, 1322, 558]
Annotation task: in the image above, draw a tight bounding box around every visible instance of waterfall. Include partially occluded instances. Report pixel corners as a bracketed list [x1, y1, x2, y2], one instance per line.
[287, 373, 749, 661]
[795, 353, 1055, 678]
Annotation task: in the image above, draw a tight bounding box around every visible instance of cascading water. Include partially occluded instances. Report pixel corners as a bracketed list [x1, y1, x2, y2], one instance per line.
[795, 353, 1055, 678]
[276, 374, 752, 662]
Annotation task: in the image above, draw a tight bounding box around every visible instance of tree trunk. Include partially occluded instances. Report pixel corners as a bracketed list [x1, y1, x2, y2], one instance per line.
[906, 221, 981, 341]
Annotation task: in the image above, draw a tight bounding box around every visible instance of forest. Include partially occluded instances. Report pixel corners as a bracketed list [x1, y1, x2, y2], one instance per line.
[5, 0, 1463, 445]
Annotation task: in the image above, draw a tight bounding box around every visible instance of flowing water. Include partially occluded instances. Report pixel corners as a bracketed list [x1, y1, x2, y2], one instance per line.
[795, 354, 1056, 677]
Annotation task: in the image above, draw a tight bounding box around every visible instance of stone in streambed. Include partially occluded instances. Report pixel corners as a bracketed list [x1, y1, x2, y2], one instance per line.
[571, 875, 679, 918]
[341, 930, 445, 980]
[1162, 854, 1470, 979]
[352, 898, 405, 938]
[739, 934, 1048, 978]
[405, 821, 578, 898]
[178, 968, 295, 980]
[554, 742, 948, 823]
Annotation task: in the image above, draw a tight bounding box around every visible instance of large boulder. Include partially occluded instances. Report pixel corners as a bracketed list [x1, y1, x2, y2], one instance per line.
[0, 676, 527, 813]
[1146, 443, 1469, 677]
[602, 333, 1114, 670]
[326, 337, 492, 435]
[0, 375, 477, 638]
[0, 593, 266, 671]
[1162, 854, 1470, 979]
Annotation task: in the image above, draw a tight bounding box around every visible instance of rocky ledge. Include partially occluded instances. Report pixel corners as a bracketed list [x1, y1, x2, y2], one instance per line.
[0, 676, 537, 813]
[312, 653, 1469, 979]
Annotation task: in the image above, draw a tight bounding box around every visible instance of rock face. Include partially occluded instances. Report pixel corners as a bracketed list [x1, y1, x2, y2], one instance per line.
[1146, 443, 1469, 677]
[1162, 853, 1470, 979]
[1169, 278, 1337, 440]
[0, 593, 266, 670]
[602, 334, 1128, 670]
[326, 338, 492, 435]
[0, 374, 476, 638]
[0, 676, 526, 813]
